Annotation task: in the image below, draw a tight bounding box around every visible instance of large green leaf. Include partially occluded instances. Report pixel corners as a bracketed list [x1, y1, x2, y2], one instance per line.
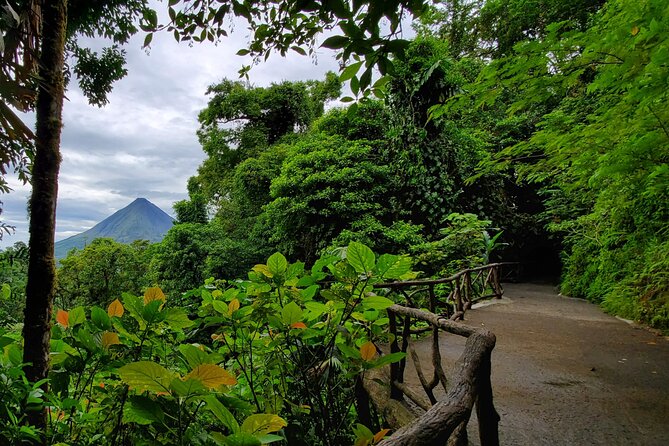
[281, 301, 303, 325]
[267, 252, 288, 276]
[240, 414, 287, 436]
[257, 434, 285, 444]
[225, 433, 262, 446]
[163, 308, 194, 330]
[347, 242, 375, 274]
[76, 328, 98, 352]
[90, 306, 111, 330]
[362, 295, 394, 310]
[141, 300, 165, 325]
[68, 306, 86, 327]
[212, 300, 229, 315]
[205, 395, 240, 433]
[123, 395, 165, 425]
[375, 254, 412, 279]
[118, 361, 175, 394]
[170, 377, 207, 397]
[179, 344, 211, 369]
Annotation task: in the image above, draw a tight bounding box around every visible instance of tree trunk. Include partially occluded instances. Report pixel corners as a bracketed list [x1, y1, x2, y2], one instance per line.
[22, 0, 68, 436]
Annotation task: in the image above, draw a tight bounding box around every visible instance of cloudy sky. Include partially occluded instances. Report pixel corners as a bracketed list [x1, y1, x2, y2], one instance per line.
[0, 12, 342, 248]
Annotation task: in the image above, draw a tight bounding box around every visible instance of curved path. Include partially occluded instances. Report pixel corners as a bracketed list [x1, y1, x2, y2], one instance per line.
[407, 283, 669, 445]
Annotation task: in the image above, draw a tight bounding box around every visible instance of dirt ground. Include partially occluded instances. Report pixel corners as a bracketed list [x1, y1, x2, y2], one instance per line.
[406, 283, 669, 446]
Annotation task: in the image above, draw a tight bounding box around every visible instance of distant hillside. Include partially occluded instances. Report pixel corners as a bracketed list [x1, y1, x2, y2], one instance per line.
[55, 198, 174, 259]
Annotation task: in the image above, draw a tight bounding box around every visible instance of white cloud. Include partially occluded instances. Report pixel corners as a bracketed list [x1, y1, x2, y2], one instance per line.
[0, 16, 341, 248]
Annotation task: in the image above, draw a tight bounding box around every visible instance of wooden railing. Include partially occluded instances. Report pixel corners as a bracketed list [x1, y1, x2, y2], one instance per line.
[376, 263, 510, 321]
[364, 263, 509, 446]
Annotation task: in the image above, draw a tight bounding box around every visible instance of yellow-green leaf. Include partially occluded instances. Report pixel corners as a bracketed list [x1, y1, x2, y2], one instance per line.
[228, 298, 241, 315]
[252, 264, 273, 277]
[240, 413, 287, 436]
[118, 361, 175, 394]
[144, 287, 166, 305]
[185, 364, 237, 389]
[101, 331, 121, 349]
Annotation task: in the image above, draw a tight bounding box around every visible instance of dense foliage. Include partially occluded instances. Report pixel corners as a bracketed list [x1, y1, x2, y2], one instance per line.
[442, 0, 669, 328]
[2, 0, 667, 443]
[1, 244, 411, 445]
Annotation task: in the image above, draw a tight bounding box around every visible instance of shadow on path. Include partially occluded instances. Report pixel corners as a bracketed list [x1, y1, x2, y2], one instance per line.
[406, 283, 669, 446]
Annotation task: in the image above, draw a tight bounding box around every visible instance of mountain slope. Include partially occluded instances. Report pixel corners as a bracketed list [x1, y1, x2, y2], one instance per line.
[55, 198, 174, 258]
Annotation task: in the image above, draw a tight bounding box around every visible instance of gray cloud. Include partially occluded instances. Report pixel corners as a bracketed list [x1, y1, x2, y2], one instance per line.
[1, 21, 340, 248]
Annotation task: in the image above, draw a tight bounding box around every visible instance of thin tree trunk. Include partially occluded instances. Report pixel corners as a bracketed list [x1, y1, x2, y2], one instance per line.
[23, 0, 68, 436]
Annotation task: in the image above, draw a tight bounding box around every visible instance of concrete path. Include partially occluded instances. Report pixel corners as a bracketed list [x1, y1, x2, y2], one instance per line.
[406, 283, 669, 446]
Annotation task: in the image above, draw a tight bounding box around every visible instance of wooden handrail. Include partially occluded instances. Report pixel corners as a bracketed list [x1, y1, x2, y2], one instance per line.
[366, 305, 500, 446]
[375, 262, 516, 288]
[363, 264, 506, 446]
[374, 263, 511, 322]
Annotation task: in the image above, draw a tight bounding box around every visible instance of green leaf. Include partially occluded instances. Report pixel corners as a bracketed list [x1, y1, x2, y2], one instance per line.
[340, 61, 363, 82]
[353, 423, 374, 442]
[346, 242, 375, 274]
[90, 306, 111, 330]
[118, 361, 175, 394]
[241, 414, 287, 435]
[257, 434, 285, 444]
[124, 395, 165, 425]
[375, 254, 412, 279]
[371, 352, 406, 368]
[76, 329, 98, 352]
[304, 301, 328, 318]
[123, 293, 144, 323]
[179, 344, 211, 369]
[142, 299, 165, 325]
[163, 308, 194, 330]
[337, 343, 361, 360]
[300, 285, 319, 300]
[281, 301, 303, 325]
[205, 395, 240, 433]
[170, 377, 207, 398]
[225, 433, 262, 446]
[68, 306, 86, 327]
[362, 296, 394, 310]
[212, 300, 229, 315]
[291, 46, 307, 56]
[321, 35, 349, 50]
[267, 252, 288, 276]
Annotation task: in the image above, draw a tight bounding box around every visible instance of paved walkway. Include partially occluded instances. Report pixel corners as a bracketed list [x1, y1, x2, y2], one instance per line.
[406, 283, 669, 446]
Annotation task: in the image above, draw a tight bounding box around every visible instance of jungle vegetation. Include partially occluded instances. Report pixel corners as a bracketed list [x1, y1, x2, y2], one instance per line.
[0, 0, 667, 444]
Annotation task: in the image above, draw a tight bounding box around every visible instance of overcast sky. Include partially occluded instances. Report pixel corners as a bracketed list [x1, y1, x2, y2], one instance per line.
[0, 15, 342, 248]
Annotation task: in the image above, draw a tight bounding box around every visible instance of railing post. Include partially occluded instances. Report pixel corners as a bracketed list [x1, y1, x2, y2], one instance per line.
[476, 349, 500, 446]
[388, 310, 403, 400]
[454, 277, 463, 315]
[493, 265, 502, 299]
[464, 270, 472, 310]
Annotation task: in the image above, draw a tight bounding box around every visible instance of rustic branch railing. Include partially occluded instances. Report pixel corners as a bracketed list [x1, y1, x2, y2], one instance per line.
[376, 262, 511, 321]
[365, 263, 509, 446]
